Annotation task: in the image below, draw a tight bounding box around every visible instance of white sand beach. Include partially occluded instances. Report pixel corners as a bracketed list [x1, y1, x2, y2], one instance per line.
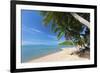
[29, 47, 89, 63]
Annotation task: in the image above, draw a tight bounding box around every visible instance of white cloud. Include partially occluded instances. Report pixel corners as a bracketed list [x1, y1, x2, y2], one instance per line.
[22, 25, 57, 40]
[31, 28, 42, 33]
[47, 35, 57, 39]
[22, 25, 43, 33]
[22, 40, 58, 45]
[22, 41, 34, 45]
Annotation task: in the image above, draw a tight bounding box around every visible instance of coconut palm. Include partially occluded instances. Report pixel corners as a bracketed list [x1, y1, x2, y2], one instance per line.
[40, 11, 90, 50]
[71, 13, 90, 28]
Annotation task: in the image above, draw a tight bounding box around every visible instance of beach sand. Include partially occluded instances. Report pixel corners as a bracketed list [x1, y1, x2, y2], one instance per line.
[29, 47, 89, 63]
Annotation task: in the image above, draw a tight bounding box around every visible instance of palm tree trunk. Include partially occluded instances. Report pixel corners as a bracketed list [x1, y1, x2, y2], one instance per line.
[65, 33, 75, 46]
[71, 13, 90, 29]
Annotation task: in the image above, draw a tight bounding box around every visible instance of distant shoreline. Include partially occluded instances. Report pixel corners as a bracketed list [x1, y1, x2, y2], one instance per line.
[29, 47, 89, 63]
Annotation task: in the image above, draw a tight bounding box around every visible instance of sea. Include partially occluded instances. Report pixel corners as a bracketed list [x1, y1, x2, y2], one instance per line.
[21, 45, 75, 63]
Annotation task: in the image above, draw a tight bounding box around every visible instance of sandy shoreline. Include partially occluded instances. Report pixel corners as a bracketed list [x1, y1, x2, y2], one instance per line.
[29, 47, 89, 63]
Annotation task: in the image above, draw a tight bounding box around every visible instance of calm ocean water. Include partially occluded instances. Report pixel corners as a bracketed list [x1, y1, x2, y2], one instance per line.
[21, 45, 74, 63]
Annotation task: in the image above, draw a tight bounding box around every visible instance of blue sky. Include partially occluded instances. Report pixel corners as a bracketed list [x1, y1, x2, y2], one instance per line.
[21, 10, 65, 45]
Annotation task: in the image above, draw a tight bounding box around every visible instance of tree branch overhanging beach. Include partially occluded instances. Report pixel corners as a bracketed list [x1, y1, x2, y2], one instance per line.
[39, 11, 90, 59]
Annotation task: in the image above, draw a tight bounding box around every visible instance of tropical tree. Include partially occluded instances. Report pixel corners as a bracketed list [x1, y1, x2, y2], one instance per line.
[71, 13, 90, 28]
[40, 11, 90, 50]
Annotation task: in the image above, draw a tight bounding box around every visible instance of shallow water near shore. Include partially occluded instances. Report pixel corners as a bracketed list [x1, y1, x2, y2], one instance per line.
[21, 45, 75, 63]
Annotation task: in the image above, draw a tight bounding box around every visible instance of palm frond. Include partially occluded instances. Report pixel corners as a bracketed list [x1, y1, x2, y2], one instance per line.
[43, 12, 53, 25]
[57, 32, 64, 40]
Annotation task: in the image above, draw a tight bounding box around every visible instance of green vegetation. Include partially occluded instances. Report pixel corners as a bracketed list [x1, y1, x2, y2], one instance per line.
[59, 41, 74, 46]
[40, 11, 90, 50]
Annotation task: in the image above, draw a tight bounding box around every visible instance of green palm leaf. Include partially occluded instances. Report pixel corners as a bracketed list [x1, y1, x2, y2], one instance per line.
[43, 12, 53, 25]
[57, 32, 64, 40]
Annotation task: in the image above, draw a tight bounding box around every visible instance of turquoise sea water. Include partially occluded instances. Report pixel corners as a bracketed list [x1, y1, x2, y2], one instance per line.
[21, 45, 74, 63]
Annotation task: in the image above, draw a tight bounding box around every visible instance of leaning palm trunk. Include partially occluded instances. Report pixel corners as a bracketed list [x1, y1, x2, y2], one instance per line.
[71, 13, 90, 29]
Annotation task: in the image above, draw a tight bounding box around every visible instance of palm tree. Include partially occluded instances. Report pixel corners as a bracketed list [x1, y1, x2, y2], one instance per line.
[40, 11, 90, 50]
[71, 13, 90, 28]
